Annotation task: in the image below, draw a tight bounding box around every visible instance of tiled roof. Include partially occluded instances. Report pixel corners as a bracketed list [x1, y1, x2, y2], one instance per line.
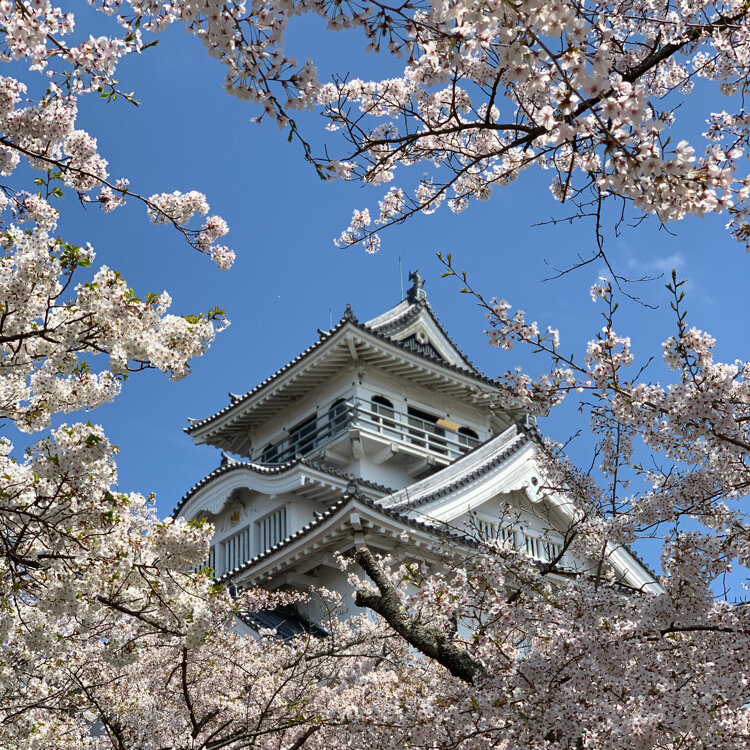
[391, 432, 532, 511]
[620, 542, 660, 580]
[237, 609, 329, 640]
[215, 492, 475, 583]
[185, 310, 354, 434]
[185, 305, 501, 437]
[172, 455, 395, 518]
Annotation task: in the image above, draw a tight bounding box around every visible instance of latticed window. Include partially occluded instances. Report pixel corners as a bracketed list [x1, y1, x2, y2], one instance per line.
[407, 405, 446, 453]
[194, 544, 216, 573]
[458, 426, 479, 448]
[222, 526, 251, 573]
[371, 395, 398, 437]
[258, 506, 287, 552]
[524, 535, 562, 563]
[476, 520, 514, 544]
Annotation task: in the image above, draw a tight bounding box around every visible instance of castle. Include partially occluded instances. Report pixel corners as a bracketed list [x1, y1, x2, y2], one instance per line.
[175, 274, 657, 635]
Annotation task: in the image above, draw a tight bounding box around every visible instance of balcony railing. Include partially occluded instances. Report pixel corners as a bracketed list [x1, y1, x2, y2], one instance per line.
[254, 399, 480, 464]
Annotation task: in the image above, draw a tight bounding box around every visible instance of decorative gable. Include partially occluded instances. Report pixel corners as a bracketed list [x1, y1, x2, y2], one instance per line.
[363, 271, 480, 373]
[396, 332, 447, 363]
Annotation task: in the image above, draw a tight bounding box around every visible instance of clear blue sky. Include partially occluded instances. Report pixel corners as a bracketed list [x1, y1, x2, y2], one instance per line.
[8, 12, 747, 563]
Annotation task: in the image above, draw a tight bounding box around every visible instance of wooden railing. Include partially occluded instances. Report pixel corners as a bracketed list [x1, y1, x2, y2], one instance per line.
[254, 399, 480, 464]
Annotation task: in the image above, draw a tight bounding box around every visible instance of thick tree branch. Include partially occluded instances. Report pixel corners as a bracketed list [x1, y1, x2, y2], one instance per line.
[354, 547, 483, 683]
[285, 726, 320, 750]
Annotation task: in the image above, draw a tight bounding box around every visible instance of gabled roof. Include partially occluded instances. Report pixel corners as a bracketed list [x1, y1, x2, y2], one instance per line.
[217, 475, 658, 593]
[186, 299, 505, 454]
[364, 290, 479, 373]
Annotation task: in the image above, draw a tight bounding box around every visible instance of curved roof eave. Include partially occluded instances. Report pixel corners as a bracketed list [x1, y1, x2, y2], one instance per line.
[380, 425, 532, 511]
[172, 456, 395, 518]
[216, 492, 476, 584]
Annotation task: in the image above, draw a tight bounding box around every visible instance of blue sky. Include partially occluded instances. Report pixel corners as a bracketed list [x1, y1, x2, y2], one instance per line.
[8, 12, 748, 571]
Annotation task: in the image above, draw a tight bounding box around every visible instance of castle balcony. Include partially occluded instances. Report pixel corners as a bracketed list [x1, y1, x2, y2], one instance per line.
[254, 399, 481, 474]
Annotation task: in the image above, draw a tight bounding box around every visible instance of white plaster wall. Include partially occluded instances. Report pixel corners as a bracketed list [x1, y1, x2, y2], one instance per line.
[295, 565, 363, 623]
[345, 456, 416, 491]
[244, 368, 357, 460]
[355, 369, 492, 441]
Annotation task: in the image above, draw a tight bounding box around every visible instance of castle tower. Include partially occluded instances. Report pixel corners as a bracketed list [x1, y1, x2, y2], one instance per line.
[174, 275, 657, 634]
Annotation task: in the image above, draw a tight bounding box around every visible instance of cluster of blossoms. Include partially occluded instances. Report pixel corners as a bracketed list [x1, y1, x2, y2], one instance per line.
[208, 0, 750, 252]
[0, 228, 223, 431]
[1, 422, 389, 750]
[0, 1, 234, 267]
[337, 207, 380, 253]
[147, 192, 234, 266]
[3, 0, 750, 259]
[5, 0, 745, 259]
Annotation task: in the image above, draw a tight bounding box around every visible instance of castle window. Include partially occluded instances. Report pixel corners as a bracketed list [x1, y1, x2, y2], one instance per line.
[371, 395, 396, 433]
[371, 394, 394, 414]
[458, 426, 479, 447]
[288, 414, 318, 457]
[194, 544, 216, 574]
[524, 534, 563, 563]
[258, 506, 287, 552]
[476, 520, 514, 545]
[222, 527, 251, 574]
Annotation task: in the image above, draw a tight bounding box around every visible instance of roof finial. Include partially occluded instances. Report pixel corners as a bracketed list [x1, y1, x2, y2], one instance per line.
[407, 270, 427, 303]
[220, 451, 237, 466]
[343, 303, 358, 322]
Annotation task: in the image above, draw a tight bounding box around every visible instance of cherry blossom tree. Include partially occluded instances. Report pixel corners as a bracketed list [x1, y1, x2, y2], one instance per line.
[0, 3, 372, 748]
[191, 0, 749, 744]
[2, 0, 750, 748]
[157, 0, 750, 259]
[322, 264, 750, 749]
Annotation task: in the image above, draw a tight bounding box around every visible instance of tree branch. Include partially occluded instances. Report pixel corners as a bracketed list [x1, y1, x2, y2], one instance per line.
[354, 547, 482, 683]
[286, 726, 320, 750]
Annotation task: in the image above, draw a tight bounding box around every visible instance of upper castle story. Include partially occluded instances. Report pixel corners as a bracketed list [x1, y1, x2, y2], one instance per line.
[185, 273, 513, 490]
